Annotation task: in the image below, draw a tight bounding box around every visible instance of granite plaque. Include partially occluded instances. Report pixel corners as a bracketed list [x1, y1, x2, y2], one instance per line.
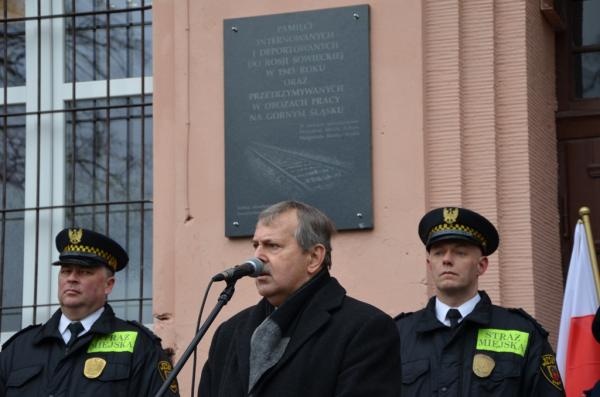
[224, 5, 372, 237]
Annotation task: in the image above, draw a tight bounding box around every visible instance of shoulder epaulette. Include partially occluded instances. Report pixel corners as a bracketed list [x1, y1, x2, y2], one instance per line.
[394, 312, 415, 321]
[507, 308, 549, 337]
[126, 320, 162, 342]
[2, 324, 42, 350]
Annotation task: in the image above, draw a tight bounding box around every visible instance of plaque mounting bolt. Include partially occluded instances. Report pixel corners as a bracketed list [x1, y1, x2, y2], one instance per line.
[353, 12, 360, 20]
[231, 26, 238, 33]
[356, 212, 363, 218]
[232, 221, 240, 227]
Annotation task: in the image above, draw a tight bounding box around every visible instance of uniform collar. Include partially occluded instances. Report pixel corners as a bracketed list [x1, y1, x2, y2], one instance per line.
[417, 290, 492, 332]
[435, 293, 481, 326]
[34, 304, 116, 345]
[59, 306, 105, 343]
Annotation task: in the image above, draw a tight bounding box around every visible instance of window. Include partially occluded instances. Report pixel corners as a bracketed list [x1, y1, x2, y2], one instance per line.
[571, 0, 600, 99]
[0, 0, 153, 342]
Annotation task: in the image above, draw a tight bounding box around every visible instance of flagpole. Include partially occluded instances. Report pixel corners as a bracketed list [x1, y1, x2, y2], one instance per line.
[579, 206, 600, 300]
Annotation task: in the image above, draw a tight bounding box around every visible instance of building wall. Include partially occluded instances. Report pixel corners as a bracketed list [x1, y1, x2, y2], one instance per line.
[422, 0, 562, 341]
[153, 0, 562, 393]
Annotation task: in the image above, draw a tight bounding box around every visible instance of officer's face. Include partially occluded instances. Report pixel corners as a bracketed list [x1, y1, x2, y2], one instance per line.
[427, 241, 488, 302]
[58, 264, 115, 320]
[251, 209, 323, 307]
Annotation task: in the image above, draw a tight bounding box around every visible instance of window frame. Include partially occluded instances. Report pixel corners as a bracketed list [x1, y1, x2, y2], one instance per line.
[0, 0, 153, 343]
[556, 0, 600, 113]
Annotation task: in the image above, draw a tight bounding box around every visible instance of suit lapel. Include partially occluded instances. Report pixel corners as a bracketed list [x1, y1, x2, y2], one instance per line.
[236, 300, 273, 393]
[258, 278, 345, 385]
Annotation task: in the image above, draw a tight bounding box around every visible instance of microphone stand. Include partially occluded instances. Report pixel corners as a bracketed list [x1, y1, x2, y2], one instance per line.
[154, 280, 237, 397]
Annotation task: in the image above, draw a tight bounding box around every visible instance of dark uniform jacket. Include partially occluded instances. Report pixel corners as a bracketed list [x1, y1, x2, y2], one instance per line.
[395, 291, 565, 396]
[0, 304, 179, 397]
[587, 382, 600, 397]
[199, 270, 401, 396]
[585, 306, 600, 396]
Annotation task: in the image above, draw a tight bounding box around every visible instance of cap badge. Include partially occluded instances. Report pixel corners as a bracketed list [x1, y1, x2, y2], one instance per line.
[473, 353, 495, 377]
[68, 228, 83, 244]
[84, 357, 107, 379]
[443, 208, 459, 224]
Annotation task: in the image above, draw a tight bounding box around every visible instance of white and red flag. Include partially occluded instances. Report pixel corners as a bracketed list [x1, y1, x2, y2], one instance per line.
[557, 221, 600, 396]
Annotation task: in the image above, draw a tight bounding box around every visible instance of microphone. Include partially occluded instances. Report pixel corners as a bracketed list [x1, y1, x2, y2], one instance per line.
[211, 258, 265, 282]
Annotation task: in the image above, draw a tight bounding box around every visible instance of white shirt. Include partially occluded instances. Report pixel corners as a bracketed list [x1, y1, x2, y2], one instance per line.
[59, 306, 104, 344]
[435, 293, 481, 327]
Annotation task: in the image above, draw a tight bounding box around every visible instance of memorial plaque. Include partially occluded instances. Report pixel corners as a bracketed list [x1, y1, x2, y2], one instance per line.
[224, 5, 372, 237]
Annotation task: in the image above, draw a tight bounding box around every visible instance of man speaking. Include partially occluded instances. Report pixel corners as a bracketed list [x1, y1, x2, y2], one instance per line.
[199, 200, 401, 396]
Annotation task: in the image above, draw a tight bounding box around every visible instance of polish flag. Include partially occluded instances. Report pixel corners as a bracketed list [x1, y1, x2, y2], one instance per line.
[557, 221, 600, 396]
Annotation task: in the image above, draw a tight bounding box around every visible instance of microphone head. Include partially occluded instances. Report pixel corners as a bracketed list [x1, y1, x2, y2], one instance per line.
[244, 257, 265, 277]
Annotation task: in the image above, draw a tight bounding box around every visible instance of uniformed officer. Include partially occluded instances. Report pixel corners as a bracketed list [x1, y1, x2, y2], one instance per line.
[0, 228, 179, 396]
[395, 207, 565, 396]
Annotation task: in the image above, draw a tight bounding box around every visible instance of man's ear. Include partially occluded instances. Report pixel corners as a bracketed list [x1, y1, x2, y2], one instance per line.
[307, 244, 326, 275]
[477, 256, 489, 276]
[104, 275, 116, 295]
[425, 250, 433, 272]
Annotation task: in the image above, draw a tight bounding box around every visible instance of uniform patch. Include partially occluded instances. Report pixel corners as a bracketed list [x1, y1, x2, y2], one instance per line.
[541, 353, 563, 390]
[158, 360, 178, 394]
[84, 357, 107, 379]
[87, 331, 138, 353]
[476, 328, 529, 356]
[472, 353, 495, 378]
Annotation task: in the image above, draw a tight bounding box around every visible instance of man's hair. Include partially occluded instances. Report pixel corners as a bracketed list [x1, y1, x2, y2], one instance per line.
[104, 266, 115, 278]
[258, 200, 336, 269]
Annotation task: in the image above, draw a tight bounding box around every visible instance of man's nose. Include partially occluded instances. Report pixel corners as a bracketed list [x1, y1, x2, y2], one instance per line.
[253, 245, 268, 265]
[66, 271, 80, 281]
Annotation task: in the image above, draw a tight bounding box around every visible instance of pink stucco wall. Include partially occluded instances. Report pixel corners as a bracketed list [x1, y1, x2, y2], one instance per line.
[153, 0, 562, 394]
[421, 0, 563, 337]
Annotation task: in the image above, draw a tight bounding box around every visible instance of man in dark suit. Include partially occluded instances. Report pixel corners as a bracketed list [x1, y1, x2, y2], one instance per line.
[199, 200, 401, 396]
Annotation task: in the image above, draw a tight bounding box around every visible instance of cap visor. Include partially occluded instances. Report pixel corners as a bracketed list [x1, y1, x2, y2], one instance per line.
[426, 234, 482, 250]
[52, 258, 105, 268]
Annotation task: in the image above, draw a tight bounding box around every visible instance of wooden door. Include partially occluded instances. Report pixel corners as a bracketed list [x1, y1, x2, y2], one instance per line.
[555, 0, 600, 274]
[558, 118, 600, 275]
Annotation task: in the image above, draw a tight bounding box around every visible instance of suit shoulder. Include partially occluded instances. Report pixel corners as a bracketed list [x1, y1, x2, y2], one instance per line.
[503, 307, 549, 337]
[126, 320, 162, 343]
[125, 321, 177, 363]
[2, 324, 42, 350]
[341, 296, 395, 322]
[394, 311, 415, 322]
[217, 305, 256, 329]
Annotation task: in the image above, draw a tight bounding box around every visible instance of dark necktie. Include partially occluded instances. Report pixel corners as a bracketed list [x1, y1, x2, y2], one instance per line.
[66, 321, 84, 348]
[446, 309, 462, 329]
